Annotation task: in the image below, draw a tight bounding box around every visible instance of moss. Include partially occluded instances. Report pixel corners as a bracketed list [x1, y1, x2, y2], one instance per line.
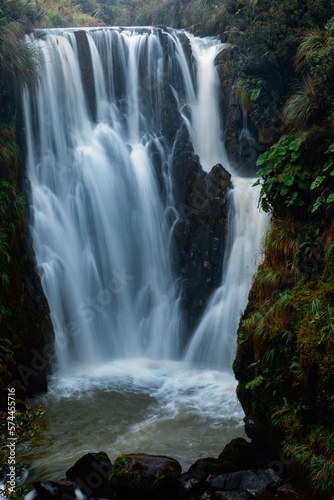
[109, 454, 180, 493]
[234, 217, 334, 498]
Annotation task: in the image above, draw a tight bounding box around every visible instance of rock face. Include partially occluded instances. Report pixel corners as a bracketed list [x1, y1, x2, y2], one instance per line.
[109, 453, 182, 494]
[74, 31, 96, 121]
[17, 225, 54, 395]
[172, 128, 232, 340]
[215, 46, 260, 176]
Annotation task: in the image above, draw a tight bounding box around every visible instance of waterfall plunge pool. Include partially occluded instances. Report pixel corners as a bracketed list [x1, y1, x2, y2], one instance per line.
[21, 359, 245, 482]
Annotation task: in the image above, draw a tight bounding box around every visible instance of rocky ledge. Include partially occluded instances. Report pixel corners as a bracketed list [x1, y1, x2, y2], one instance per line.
[30, 438, 307, 500]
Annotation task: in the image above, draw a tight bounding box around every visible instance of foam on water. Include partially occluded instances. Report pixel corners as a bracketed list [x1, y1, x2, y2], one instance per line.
[23, 359, 244, 480]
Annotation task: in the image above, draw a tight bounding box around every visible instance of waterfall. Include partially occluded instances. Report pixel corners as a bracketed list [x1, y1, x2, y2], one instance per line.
[185, 178, 268, 368]
[23, 27, 267, 375]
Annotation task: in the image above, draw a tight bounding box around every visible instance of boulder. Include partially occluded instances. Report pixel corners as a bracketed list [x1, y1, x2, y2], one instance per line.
[213, 493, 249, 500]
[247, 488, 277, 499]
[218, 438, 259, 471]
[109, 453, 182, 494]
[206, 469, 279, 492]
[66, 452, 113, 498]
[276, 484, 307, 499]
[33, 481, 76, 500]
[188, 458, 237, 479]
[177, 472, 204, 497]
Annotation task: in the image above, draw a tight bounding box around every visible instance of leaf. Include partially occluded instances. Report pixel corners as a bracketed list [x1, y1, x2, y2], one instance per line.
[251, 87, 261, 101]
[283, 175, 294, 186]
[288, 139, 301, 151]
[245, 375, 264, 390]
[276, 146, 287, 156]
[326, 143, 334, 153]
[326, 193, 334, 203]
[280, 185, 290, 196]
[323, 158, 334, 171]
[272, 406, 290, 417]
[284, 163, 302, 176]
[310, 176, 326, 189]
[286, 191, 302, 206]
[256, 151, 269, 166]
[291, 151, 300, 159]
[311, 196, 325, 212]
[252, 179, 260, 187]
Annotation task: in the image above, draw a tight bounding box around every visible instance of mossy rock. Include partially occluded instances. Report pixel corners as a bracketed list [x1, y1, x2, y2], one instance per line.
[109, 453, 182, 494]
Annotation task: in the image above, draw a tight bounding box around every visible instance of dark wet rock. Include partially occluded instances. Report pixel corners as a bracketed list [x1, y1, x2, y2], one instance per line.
[177, 472, 204, 497]
[197, 490, 212, 500]
[276, 484, 307, 500]
[247, 482, 307, 500]
[66, 452, 113, 498]
[213, 493, 249, 500]
[188, 490, 249, 500]
[109, 453, 182, 494]
[206, 469, 279, 492]
[188, 458, 238, 479]
[14, 223, 54, 395]
[171, 129, 232, 341]
[218, 438, 259, 471]
[215, 45, 260, 176]
[247, 487, 277, 499]
[177, 458, 240, 499]
[33, 481, 76, 500]
[74, 31, 96, 121]
[178, 32, 193, 62]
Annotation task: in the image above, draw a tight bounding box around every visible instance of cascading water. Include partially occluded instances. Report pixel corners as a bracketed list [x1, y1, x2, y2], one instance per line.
[21, 27, 268, 479]
[24, 28, 184, 371]
[185, 177, 268, 368]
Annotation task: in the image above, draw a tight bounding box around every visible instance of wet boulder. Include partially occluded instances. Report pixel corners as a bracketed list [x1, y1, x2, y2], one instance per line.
[218, 438, 259, 471]
[66, 452, 113, 498]
[33, 481, 76, 500]
[206, 469, 280, 492]
[177, 458, 237, 499]
[188, 457, 238, 479]
[109, 453, 182, 494]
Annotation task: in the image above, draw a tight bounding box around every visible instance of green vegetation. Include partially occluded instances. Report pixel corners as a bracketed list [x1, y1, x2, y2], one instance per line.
[0, 405, 44, 499]
[234, 216, 334, 499]
[233, 8, 334, 498]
